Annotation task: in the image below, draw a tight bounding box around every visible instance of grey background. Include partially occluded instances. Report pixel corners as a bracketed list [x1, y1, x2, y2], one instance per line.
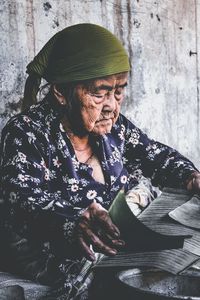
[0, 0, 199, 169]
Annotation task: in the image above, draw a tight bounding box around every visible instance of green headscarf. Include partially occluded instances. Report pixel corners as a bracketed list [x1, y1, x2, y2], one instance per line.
[23, 23, 130, 110]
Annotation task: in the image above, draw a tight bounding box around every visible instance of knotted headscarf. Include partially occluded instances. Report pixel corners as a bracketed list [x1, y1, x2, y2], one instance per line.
[23, 23, 130, 110]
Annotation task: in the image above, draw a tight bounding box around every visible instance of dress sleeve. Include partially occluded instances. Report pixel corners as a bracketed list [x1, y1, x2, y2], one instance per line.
[1, 119, 82, 242]
[123, 119, 198, 188]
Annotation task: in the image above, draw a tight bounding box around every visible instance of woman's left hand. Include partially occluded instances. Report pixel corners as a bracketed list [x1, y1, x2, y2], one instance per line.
[186, 171, 200, 194]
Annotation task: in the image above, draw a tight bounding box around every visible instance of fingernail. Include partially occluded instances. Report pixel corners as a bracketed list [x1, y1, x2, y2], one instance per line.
[112, 239, 124, 245]
[109, 250, 117, 255]
[117, 240, 125, 246]
[114, 231, 120, 238]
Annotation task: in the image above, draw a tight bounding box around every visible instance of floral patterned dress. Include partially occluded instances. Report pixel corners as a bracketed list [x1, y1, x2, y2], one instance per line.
[0, 95, 198, 296]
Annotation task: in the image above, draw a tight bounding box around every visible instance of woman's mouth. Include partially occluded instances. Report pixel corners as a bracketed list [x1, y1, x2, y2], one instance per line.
[95, 118, 113, 124]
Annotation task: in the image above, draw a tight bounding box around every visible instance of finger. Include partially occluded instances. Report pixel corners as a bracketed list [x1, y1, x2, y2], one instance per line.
[77, 218, 118, 255]
[193, 178, 200, 193]
[110, 239, 125, 248]
[97, 230, 125, 248]
[186, 179, 193, 191]
[95, 210, 120, 238]
[77, 235, 96, 261]
[83, 227, 117, 256]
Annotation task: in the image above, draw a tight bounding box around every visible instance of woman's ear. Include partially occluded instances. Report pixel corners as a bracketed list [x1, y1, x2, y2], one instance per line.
[53, 85, 66, 105]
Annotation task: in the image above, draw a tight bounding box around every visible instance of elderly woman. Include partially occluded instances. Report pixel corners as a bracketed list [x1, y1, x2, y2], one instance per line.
[1, 23, 200, 299]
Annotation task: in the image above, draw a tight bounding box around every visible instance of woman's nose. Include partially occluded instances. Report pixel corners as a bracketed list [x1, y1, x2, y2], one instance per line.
[103, 91, 116, 111]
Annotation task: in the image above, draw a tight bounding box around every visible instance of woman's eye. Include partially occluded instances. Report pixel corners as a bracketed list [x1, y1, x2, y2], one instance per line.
[115, 88, 124, 95]
[89, 93, 104, 99]
[94, 94, 104, 99]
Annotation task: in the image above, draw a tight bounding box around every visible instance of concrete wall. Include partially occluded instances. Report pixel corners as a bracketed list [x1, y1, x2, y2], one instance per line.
[0, 0, 199, 168]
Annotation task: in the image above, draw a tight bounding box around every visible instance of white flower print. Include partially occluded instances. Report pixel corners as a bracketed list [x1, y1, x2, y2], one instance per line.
[175, 161, 184, 167]
[132, 169, 143, 179]
[46, 121, 51, 128]
[118, 124, 126, 140]
[59, 123, 65, 132]
[111, 147, 121, 162]
[154, 148, 161, 155]
[86, 190, 97, 200]
[111, 175, 116, 184]
[129, 136, 139, 145]
[44, 169, 50, 181]
[28, 197, 35, 202]
[70, 194, 82, 204]
[40, 159, 46, 168]
[49, 170, 56, 180]
[53, 156, 62, 168]
[71, 157, 79, 171]
[128, 129, 140, 146]
[96, 196, 103, 203]
[14, 138, 22, 146]
[68, 178, 78, 185]
[23, 116, 31, 123]
[80, 179, 89, 187]
[44, 133, 50, 143]
[120, 175, 127, 184]
[43, 200, 55, 210]
[122, 156, 128, 164]
[9, 192, 17, 203]
[146, 143, 158, 152]
[27, 132, 36, 143]
[18, 174, 29, 182]
[18, 152, 27, 163]
[71, 184, 79, 192]
[55, 201, 64, 208]
[110, 184, 121, 192]
[34, 188, 42, 194]
[57, 137, 66, 150]
[63, 220, 76, 237]
[62, 175, 69, 184]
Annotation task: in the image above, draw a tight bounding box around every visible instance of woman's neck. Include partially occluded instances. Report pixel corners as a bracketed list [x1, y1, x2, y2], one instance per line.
[61, 118, 89, 147]
[61, 118, 92, 163]
[70, 135, 92, 163]
[70, 135, 90, 151]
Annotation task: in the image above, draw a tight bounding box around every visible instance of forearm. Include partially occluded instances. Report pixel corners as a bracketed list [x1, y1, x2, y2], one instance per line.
[147, 143, 198, 188]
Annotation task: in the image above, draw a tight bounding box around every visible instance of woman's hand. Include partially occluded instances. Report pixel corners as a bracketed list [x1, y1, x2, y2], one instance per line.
[186, 171, 200, 194]
[75, 201, 125, 261]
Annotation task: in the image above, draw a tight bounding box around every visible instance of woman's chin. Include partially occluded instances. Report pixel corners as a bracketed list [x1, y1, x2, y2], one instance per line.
[91, 119, 113, 135]
[92, 125, 112, 135]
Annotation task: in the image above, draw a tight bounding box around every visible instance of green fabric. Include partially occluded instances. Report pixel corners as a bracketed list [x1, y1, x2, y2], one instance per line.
[26, 23, 130, 83]
[108, 189, 133, 234]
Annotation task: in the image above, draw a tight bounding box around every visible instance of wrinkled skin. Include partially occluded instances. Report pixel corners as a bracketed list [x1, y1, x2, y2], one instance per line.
[75, 201, 125, 261]
[75, 72, 128, 135]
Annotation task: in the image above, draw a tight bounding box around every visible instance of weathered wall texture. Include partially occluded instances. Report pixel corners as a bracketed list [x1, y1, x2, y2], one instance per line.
[0, 0, 199, 168]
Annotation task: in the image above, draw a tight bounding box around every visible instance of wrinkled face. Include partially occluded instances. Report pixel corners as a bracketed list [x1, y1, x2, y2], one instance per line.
[74, 72, 128, 135]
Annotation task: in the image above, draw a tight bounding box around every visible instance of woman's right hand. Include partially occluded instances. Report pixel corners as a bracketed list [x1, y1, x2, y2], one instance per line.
[75, 201, 125, 261]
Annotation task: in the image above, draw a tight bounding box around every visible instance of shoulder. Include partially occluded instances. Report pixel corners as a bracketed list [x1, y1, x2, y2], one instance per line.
[2, 99, 52, 138]
[113, 114, 141, 136]
[115, 113, 140, 129]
